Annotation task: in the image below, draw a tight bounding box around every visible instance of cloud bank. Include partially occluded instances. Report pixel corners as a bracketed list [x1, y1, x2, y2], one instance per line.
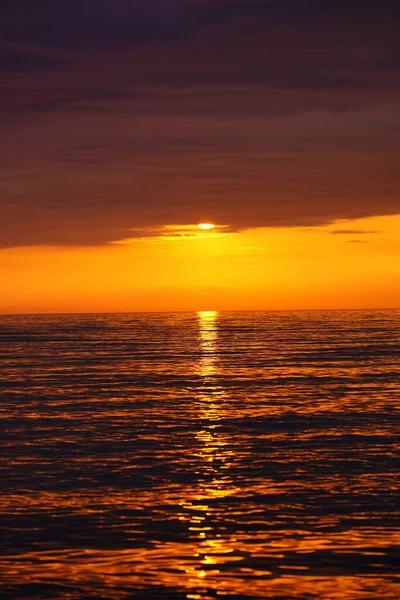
[0, 0, 399, 247]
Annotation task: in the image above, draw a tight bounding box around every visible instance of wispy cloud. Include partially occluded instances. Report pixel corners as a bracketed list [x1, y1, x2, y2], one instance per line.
[112, 224, 234, 244]
[330, 229, 379, 235]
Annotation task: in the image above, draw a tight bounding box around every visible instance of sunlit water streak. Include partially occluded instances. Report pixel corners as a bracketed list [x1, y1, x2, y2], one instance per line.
[1, 310, 399, 599]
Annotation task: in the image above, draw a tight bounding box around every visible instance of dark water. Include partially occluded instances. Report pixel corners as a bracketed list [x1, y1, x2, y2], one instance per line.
[1, 310, 399, 599]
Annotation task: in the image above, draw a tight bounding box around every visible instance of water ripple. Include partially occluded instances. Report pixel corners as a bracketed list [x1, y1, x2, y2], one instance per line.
[1, 310, 399, 599]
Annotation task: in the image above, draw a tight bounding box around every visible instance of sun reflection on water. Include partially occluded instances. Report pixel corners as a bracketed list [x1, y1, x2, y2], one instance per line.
[174, 311, 242, 597]
[197, 310, 218, 380]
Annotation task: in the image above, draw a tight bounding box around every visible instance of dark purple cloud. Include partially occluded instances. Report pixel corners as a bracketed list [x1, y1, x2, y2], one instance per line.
[1, 1, 399, 48]
[0, 0, 399, 247]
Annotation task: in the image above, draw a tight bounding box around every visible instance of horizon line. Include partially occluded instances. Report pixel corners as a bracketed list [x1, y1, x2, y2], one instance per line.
[1, 307, 399, 317]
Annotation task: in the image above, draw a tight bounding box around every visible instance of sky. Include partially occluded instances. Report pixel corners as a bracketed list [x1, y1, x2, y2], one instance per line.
[1, 0, 399, 312]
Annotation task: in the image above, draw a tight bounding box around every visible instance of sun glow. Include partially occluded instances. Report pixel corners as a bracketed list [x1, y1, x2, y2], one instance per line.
[1, 215, 399, 313]
[198, 223, 215, 230]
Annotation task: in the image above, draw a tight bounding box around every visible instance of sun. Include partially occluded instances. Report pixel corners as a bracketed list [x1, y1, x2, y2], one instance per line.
[198, 223, 215, 230]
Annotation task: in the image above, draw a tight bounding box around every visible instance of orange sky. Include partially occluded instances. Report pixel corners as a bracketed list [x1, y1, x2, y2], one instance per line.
[1, 1, 399, 313]
[2, 215, 399, 314]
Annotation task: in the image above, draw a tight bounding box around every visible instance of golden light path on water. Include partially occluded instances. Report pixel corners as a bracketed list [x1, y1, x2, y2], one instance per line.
[180, 310, 242, 597]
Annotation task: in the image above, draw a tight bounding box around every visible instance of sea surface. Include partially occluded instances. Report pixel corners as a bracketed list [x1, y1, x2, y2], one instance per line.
[1, 310, 399, 599]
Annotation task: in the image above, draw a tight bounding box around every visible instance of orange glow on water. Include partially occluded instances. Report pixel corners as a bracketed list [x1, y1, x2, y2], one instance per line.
[1, 311, 399, 598]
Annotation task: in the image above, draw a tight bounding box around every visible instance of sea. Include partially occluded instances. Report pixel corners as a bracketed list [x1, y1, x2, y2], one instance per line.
[1, 310, 399, 599]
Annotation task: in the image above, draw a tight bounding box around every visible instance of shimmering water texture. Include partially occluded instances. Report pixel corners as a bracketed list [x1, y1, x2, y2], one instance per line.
[1, 310, 400, 599]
